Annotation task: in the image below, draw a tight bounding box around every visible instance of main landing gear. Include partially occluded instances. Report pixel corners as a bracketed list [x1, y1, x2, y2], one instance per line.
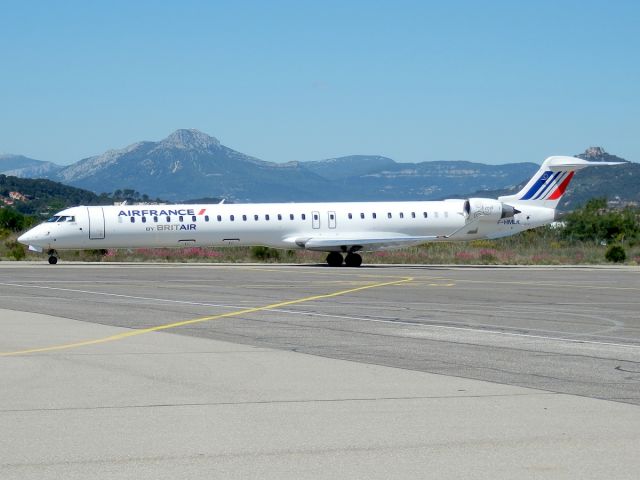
[47, 249, 58, 265]
[325, 251, 362, 267]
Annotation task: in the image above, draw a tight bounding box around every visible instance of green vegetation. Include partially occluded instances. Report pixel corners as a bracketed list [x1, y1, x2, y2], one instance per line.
[605, 245, 627, 263]
[0, 206, 36, 232]
[561, 198, 640, 245]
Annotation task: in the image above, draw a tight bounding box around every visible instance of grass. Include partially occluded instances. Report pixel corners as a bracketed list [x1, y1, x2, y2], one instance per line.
[2, 226, 639, 265]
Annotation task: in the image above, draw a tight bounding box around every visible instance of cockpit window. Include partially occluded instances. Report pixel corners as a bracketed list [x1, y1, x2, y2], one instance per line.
[48, 215, 75, 222]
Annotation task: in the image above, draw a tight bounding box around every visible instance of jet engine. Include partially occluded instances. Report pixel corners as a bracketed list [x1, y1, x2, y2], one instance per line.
[463, 198, 520, 222]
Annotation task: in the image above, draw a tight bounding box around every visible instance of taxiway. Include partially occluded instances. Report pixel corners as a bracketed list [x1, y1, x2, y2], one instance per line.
[1, 263, 639, 479]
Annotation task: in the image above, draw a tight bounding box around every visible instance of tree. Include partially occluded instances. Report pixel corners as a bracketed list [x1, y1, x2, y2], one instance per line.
[562, 198, 640, 244]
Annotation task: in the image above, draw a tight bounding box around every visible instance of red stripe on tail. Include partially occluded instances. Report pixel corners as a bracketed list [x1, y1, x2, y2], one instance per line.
[547, 171, 574, 200]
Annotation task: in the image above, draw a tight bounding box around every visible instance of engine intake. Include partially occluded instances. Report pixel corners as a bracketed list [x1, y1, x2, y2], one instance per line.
[463, 198, 520, 222]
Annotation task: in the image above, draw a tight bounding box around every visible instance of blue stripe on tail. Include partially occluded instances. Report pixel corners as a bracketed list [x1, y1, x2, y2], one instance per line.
[520, 170, 553, 200]
[532, 171, 564, 200]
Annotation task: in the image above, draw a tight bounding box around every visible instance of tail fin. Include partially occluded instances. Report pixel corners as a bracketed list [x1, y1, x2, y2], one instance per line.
[499, 156, 623, 208]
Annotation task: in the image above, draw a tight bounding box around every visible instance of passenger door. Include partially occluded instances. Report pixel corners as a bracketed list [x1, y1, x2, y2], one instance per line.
[87, 207, 105, 240]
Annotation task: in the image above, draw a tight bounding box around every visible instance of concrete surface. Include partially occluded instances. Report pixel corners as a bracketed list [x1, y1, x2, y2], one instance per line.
[1, 263, 639, 478]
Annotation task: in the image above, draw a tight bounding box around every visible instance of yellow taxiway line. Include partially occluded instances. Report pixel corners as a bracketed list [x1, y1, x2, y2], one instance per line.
[1, 276, 413, 356]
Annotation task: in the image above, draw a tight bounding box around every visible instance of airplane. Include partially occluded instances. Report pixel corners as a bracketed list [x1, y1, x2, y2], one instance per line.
[17, 156, 621, 266]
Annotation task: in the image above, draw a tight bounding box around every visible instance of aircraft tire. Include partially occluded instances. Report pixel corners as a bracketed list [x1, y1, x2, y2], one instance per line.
[326, 251, 343, 267]
[48, 256, 58, 265]
[345, 253, 362, 267]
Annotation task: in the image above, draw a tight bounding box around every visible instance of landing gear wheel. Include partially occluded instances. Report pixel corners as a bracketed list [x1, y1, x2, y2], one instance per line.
[326, 251, 344, 267]
[344, 253, 362, 267]
[47, 249, 58, 265]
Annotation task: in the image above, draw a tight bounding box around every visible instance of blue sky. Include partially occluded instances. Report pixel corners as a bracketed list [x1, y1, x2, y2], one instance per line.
[1, 0, 638, 165]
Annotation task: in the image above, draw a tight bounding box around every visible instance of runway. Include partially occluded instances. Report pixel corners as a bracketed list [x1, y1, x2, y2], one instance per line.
[1, 262, 639, 478]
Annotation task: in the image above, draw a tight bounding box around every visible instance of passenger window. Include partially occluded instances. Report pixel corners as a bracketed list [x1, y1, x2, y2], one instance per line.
[372, 213, 377, 219]
[277, 214, 282, 220]
[192, 216, 197, 222]
[254, 214, 259, 221]
[142, 217, 147, 223]
[411, 212, 416, 218]
[301, 213, 306, 220]
[348, 213, 352, 219]
[179, 216, 184, 222]
[313, 214, 318, 220]
[290, 214, 294, 220]
[153, 216, 158, 223]
[166, 216, 171, 222]
[217, 215, 222, 222]
[130, 217, 135, 223]
[205, 215, 209, 222]
[360, 213, 365, 219]
[242, 215, 247, 221]
[387, 213, 392, 219]
[230, 215, 235, 221]
[423, 212, 428, 218]
[400, 212, 404, 219]
[265, 214, 270, 221]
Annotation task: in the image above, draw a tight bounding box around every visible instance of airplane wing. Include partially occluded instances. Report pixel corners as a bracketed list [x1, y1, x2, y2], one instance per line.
[286, 234, 440, 252]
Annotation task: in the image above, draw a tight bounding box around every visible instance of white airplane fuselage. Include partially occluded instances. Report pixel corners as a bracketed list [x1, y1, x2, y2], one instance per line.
[18, 200, 549, 251]
[17, 156, 621, 266]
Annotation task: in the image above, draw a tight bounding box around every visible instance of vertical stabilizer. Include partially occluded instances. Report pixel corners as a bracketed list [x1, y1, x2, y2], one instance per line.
[498, 156, 622, 209]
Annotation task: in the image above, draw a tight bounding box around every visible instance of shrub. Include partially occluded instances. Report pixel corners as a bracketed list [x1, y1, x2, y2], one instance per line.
[605, 245, 626, 263]
[5, 240, 26, 260]
[251, 246, 281, 261]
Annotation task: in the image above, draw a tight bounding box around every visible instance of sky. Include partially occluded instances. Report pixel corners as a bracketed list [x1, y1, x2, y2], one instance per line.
[1, 0, 638, 165]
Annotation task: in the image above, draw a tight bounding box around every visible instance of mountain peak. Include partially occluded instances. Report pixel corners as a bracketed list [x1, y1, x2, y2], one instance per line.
[582, 146, 607, 159]
[160, 129, 220, 149]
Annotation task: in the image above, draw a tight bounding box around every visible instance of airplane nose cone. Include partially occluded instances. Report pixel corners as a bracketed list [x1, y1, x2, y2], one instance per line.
[17, 231, 32, 245]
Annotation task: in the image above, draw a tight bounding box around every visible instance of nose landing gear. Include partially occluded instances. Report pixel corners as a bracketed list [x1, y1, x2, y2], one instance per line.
[47, 249, 59, 265]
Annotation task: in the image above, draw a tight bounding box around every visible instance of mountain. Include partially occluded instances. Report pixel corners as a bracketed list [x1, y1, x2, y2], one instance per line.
[0, 154, 62, 178]
[7, 131, 636, 206]
[52, 129, 334, 202]
[43, 129, 538, 202]
[463, 147, 638, 210]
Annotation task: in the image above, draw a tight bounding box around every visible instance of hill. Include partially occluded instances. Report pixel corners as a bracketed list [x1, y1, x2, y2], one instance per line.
[0, 175, 164, 216]
[0, 174, 106, 215]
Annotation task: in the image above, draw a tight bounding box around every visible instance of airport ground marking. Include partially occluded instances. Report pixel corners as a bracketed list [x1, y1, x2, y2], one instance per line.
[0, 276, 414, 356]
